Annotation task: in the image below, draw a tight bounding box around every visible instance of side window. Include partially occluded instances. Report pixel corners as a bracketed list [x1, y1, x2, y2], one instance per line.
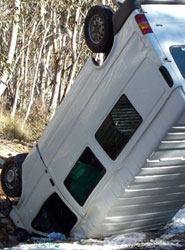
[95, 95, 142, 160]
[32, 193, 77, 236]
[64, 147, 106, 206]
[170, 46, 185, 79]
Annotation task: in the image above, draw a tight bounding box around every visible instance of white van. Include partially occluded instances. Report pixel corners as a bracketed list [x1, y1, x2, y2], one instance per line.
[1, 0, 185, 238]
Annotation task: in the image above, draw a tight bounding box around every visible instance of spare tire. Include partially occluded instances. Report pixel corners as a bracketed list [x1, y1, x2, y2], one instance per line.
[84, 5, 114, 53]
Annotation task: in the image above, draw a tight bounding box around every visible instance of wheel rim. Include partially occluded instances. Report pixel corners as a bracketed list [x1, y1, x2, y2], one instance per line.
[5, 164, 19, 190]
[89, 15, 104, 44]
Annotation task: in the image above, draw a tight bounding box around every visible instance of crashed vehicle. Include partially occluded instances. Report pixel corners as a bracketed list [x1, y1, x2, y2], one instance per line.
[1, 0, 185, 238]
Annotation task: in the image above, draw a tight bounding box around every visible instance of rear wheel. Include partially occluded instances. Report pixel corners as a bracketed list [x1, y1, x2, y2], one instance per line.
[1, 154, 27, 197]
[84, 5, 114, 53]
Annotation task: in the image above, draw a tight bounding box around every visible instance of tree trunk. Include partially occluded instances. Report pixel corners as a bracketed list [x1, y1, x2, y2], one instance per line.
[19, 21, 37, 112]
[48, 10, 63, 119]
[22, 22, 50, 129]
[0, 0, 21, 97]
[65, 7, 82, 95]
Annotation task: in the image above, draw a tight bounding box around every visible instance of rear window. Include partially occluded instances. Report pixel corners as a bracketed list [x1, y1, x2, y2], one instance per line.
[170, 46, 185, 79]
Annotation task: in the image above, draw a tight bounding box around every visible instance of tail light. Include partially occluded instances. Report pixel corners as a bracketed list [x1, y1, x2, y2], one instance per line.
[135, 14, 153, 35]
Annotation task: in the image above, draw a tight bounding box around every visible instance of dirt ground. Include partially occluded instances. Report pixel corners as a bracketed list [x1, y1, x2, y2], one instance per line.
[0, 139, 32, 159]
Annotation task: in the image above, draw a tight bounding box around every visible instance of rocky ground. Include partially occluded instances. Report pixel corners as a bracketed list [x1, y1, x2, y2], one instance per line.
[0, 139, 32, 249]
[0, 183, 18, 249]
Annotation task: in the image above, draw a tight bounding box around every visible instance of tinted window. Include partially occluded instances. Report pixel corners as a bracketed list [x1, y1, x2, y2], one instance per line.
[170, 46, 185, 79]
[32, 193, 77, 236]
[64, 147, 106, 206]
[95, 95, 142, 160]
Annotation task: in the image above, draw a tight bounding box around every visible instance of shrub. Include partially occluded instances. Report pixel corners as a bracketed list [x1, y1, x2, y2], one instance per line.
[0, 112, 39, 142]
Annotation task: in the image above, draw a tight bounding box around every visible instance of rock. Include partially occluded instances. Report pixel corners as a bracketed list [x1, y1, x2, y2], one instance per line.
[1, 217, 10, 224]
[0, 212, 5, 218]
[8, 235, 19, 245]
[6, 223, 15, 232]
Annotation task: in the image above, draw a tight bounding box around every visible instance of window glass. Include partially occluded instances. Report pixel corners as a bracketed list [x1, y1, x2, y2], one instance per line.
[95, 95, 142, 160]
[170, 46, 185, 79]
[32, 193, 77, 236]
[64, 147, 106, 206]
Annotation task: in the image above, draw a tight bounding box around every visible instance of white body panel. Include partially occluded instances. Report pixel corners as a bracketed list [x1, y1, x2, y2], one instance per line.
[10, 2, 185, 238]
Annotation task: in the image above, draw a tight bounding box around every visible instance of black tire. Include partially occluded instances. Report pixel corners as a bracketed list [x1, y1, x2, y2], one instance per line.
[84, 5, 114, 53]
[0, 154, 27, 197]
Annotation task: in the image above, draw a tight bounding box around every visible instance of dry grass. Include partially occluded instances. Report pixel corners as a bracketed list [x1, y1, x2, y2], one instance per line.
[0, 113, 30, 142]
[0, 112, 47, 143]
